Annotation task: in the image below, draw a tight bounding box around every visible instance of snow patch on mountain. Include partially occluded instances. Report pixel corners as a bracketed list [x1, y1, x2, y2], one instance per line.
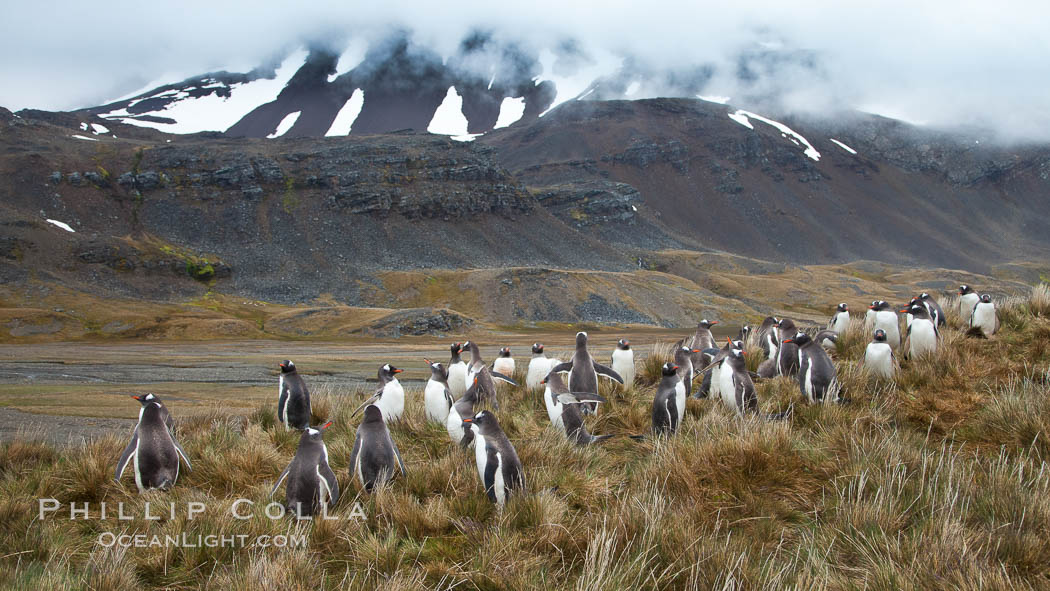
[493, 97, 526, 129]
[697, 94, 731, 104]
[267, 111, 301, 138]
[428, 86, 470, 137]
[71, 134, 98, 141]
[325, 89, 364, 136]
[829, 138, 858, 154]
[729, 109, 821, 161]
[537, 48, 622, 116]
[98, 49, 309, 134]
[46, 219, 75, 232]
[328, 39, 368, 83]
[727, 111, 754, 129]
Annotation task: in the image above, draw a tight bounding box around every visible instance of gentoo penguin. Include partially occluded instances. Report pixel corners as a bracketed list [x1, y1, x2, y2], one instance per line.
[132, 393, 174, 432]
[525, 343, 551, 390]
[278, 360, 311, 430]
[864, 300, 879, 332]
[698, 338, 739, 400]
[775, 318, 801, 376]
[859, 329, 897, 379]
[464, 410, 525, 507]
[825, 303, 850, 349]
[958, 285, 980, 325]
[869, 301, 901, 350]
[783, 331, 839, 404]
[271, 421, 338, 516]
[901, 302, 938, 359]
[462, 341, 518, 409]
[611, 339, 635, 386]
[919, 292, 946, 328]
[115, 394, 191, 492]
[352, 364, 404, 422]
[447, 343, 468, 398]
[903, 296, 920, 331]
[348, 406, 406, 493]
[716, 347, 758, 416]
[673, 342, 700, 398]
[549, 332, 624, 415]
[540, 371, 611, 445]
[756, 316, 780, 360]
[446, 377, 483, 448]
[688, 319, 719, 368]
[650, 362, 686, 436]
[970, 294, 999, 337]
[738, 325, 753, 348]
[492, 347, 515, 377]
[423, 359, 454, 424]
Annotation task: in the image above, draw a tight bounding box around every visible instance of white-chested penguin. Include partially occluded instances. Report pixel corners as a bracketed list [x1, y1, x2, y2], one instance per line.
[716, 347, 759, 416]
[859, 329, 897, 379]
[919, 292, 946, 328]
[115, 393, 191, 493]
[756, 316, 779, 359]
[463, 410, 525, 507]
[673, 341, 702, 398]
[446, 377, 483, 447]
[775, 318, 801, 376]
[958, 285, 980, 325]
[526, 343, 551, 390]
[738, 325, 753, 349]
[864, 300, 879, 332]
[611, 338, 635, 386]
[903, 296, 920, 331]
[783, 331, 839, 404]
[349, 406, 406, 493]
[540, 371, 611, 445]
[698, 337, 738, 400]
[492, 347, 515, 377]
[549, 332, 624, 415]
[132, 393, 174, 432]
[353, 364, 405, 422]
[902, 302, 938, 359]
[278, 360, 311, 430]
[688, 319, 719, 368]
[423, 359, 454, 424]
[447, 343, 468, 398]
[869, 301, 901, 350]
[970, 294, 999, 337]
[650, 362, 686, 436]
[462, 341, 518, 409]
[826, 303, 851, 349]
[271, 421, 338, 516]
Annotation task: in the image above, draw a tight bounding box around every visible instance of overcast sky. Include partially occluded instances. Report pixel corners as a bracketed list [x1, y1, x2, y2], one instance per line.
[3, 0, 1049, 141]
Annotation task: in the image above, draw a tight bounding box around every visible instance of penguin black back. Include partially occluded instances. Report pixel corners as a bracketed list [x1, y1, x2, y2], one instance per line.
[278, 360, 311, 430]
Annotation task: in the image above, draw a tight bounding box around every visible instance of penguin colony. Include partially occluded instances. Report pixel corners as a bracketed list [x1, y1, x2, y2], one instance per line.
[114, 286, 999, 512]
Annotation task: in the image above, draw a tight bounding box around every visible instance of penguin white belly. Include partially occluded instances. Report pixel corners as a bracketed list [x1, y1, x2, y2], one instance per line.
[765, 335, 778, 361]
[874, 311, 901, 349]
[803, 363, 816, 404]
[445, 406, 464, 444]
[864, 343, 895, 379]
[377, 380, 404, 422]
[316, 465, 331, 505]
[543, 386, 564, 432]
[279, 376, 289, 428]
[611, 350, 635, 385]
[960, 294, 979, 324]
[830, 312, 851, 335]
[909, 320, 937, 357]
[447, 363, 467, 397]
[473, 434, 489, 487]
[717, 365, 738, 415]
[493, 358, 515, 376]
[464, 365, 479, 393]
[710, 363, 723, 399]
[674, 380, 686, 424]
[423, 380, 450, 423]
[864, 310, 876, 332]
[132, 439, 143, 492]
[973, 303, 997, 336]
[526, 358, 550, 389]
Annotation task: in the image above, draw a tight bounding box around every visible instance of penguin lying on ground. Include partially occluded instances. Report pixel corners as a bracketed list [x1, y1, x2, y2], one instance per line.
[859, 329, 897, 379]
[540, 371, 612, 445]
[423, 359, 454, 424]
[783, 331, 841, 404]
[271, 421, 338, 516]
[611, 339, 635, 386]
[115, 393, 192, 493]
[278, 360, 311, 430]
[549, 332, 624, 415]
[463, 410, 525, 507]
[349, 406, 406, 493]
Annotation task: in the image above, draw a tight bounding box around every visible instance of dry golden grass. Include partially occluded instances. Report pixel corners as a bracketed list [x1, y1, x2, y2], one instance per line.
[2, 289, 1050, 589]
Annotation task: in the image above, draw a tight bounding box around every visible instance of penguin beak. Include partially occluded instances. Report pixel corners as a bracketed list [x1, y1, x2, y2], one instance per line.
[691, 349, 701, 353]
[782, 339, 793, 344]
[321, 421, 333, 430]
[423, 358, 432, 365]
[393, 369, 403, 374]
[741, 351, 747, 357]
[672, 365, 679, 371]
[868, 305, 876, 310]
[131, 395, 141, 401]
[710, 321, 719, 325]
[899, 309, 909, 313]
[727, 337, 733, 345]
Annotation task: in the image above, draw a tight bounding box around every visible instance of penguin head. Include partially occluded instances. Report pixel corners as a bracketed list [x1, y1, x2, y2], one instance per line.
[425, 359, 448, 380]
[464, 409, 497, 435]
[979, 294, 993, 304]
[532, 343, 544, 354]
[362, 404, 385, 423]
[303, 421, 333, 441]
[661, 362, 679, 377]
[576, 332, 588, 347]
[498, 347, 511, 358]
[777, 318, 797, 333]
[959, 285, 974, 295]
[783, 331, 811, 347]
[131, 393, 159, 405]
[868, 300, 880, 310]
[727, 348, 747, 367]
[901, 303, 928, 318]
[919, 292, 932, 301]
[617, 338, 630, 350]
[868, 301, 889, 312]
[279, 360, 296, 373]
[451, 342, 463, 355]
[873, 329, 887, 342]
[379, 364, 403, 379]
[698, 319, 718, 329]
[836, 303, 849, 312]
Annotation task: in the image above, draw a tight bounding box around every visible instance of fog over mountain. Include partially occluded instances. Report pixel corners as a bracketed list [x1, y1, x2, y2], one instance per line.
[3, 1, 1049, 141]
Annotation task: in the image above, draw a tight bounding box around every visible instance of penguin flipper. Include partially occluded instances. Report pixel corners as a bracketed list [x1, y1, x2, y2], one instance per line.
[277, 385, 289, 427]
[171, 437, 192, 471]
[351, 392, 382, 417]
[593, 363, 624, 384]
[114, 428, 138, 481]
[490, 371, 518, 386]
[443, 387, 454, 409]
[391, 436, 407, 477]
[483, 445, 500, 503]
[318, 462, 340, 506]
[549, 362, 573, 374]
[348, 434, 362, 482]
[270, 464, 291, 498]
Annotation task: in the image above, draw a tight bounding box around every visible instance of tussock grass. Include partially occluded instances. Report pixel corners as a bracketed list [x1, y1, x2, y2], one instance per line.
[3, 289, 1050, 588]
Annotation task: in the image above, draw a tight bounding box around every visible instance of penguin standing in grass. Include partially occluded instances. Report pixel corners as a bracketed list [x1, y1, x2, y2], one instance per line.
[348, 406, 406, 493]
[970, 294, 1000, 337]
[464, 410, 524, 507]
[697, 338, 737, 399]
[869, 301, 901, 350]
[352, 364, 404, 422]
[756, 316, 780, 359]
[902, 302, 938, 359]
[718, 348, 793, 420]
[115, 394, 192, 492]
[673, 342, 701, 398]
[447, 343, 468, 398]
[423, 359, 454, 424]
[919, 292, 946, 328]
[688, 319, 719, 367]
[958, 285, 980, 325]
[549, 332, 624, 415]
[864, 300, 879, 332]
[540, 371, 612, 445]
[825, 303, 850, 349]
[526, 343, 551, 390]
[783, 331, 839, 404]
[611, 339, 635, 386]
[278, 360, 311, 430]
[271, 421, 338, 515]
[650, 362, 686, 435]
[492, 347, 515, 377]
[446, 377, 483, 447]
[462, 341, 518, 409]
[859, 329, 897, 379]
[775, 318, 801, 376]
